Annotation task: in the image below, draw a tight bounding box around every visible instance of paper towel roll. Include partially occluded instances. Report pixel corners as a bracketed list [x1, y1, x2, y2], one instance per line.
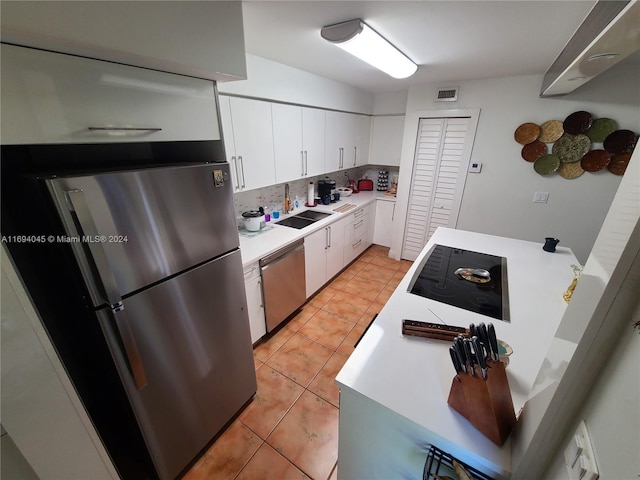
[307, 181, 315, 206]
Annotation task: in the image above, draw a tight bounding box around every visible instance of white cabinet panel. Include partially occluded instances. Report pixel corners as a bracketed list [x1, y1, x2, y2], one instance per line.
[370, 116, 405, 166]
[344, 206, 371, 265]
[325, 111, 344, 172]
[324, 111, 371, 172]
[243, 263, 266, 344]
[373, 200, 396, 248]
[354, 114, 371, 167]
[1, 44, 220, 145]
[302, 107, 326, 177]
[220, 96, 276, 192]
[304, 216, 347, 298]
[272, 103, 304, 183]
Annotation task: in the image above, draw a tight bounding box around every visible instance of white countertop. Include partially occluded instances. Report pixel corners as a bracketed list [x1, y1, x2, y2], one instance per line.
[335, 228, 578, 478]
[238, 191, 384, 267]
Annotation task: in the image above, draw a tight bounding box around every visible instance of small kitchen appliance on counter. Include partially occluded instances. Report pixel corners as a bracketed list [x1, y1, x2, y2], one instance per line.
[318, 178, 337, 204]
[358, 178, 374, 191]
[408, 245, 509, 322]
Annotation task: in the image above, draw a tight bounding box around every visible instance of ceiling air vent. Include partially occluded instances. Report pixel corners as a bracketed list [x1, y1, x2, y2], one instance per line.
[435, 87, 459, 102]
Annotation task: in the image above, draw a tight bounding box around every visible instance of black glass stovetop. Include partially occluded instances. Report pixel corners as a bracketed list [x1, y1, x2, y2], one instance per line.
[409, 244, 510, 322]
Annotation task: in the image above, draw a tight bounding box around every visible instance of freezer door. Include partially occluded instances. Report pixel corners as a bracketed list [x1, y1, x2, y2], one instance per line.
[47, 163, 238, 307]
[97, 249, 256, 480]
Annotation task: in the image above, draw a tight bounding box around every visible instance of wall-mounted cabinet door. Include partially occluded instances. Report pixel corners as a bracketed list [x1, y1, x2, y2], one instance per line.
[272, 103, 304, 183]
[353, 114, 371, 167]
[220, 96, 276, 192]
[302, 107, 326, 177]
[370, 116, 405, 166]
[325, 110, 344, 172]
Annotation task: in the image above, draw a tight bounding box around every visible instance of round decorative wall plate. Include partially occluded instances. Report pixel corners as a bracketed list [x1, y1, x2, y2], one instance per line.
[558, 161, 585, 179]
[521, 140, 547, 162]
[580, 149, 611, 172]
[539, 120, 564, 143]
[607, 152, 631, 176]
[603, 129, 637, 154]
[552, 133, 591, 163]
[586, 118, 617, 143]
[534, 154, 561, 176]
[514, 122, 540, 145]
[563, 111, 593, 135]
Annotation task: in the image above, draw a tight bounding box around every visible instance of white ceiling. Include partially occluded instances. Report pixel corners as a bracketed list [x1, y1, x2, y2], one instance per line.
[241, 1, 599, 93]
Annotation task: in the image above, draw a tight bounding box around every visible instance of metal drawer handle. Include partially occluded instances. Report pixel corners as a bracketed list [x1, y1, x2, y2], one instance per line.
[354, 208, 365, 218]
[354, 219, 364, 229]
[88, 126, 162, 133]
[352, 239, 362, 248]
[244, 266, 257, 277]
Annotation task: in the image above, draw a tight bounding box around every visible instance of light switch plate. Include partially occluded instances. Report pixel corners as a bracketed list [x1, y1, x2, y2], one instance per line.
[564, 421, 599, 480]
[533, 191, 550, 203]
[468, 162, 482, 173]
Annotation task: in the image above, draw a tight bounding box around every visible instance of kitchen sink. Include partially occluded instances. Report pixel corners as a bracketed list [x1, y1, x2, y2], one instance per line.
[274, 210, 332, 229]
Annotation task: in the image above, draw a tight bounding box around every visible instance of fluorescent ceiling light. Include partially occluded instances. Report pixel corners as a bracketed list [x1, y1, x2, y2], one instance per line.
[321, 19, 417, 79]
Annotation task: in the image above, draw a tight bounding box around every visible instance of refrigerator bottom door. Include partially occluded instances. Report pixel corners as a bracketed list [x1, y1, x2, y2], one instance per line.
[97, 249, 256, 480]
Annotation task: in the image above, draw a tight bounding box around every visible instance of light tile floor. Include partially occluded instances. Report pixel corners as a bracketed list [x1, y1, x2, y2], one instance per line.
[183, 245, 413, 480]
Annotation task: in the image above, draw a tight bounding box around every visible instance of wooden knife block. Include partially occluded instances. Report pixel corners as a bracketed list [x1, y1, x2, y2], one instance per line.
[447, 359, 516, 446]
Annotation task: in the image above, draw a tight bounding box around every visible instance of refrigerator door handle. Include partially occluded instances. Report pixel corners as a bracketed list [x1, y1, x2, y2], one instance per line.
[65, 189, 123, 310]
[112, 308, 149, 390]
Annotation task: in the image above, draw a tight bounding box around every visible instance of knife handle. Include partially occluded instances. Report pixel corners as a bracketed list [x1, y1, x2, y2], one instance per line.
[472, 336, 488, 379]
[488, 323, 500, 361]
[450, 347, 463, 374]
[454, 336, 467, 373]
[463, 338, 475, 376]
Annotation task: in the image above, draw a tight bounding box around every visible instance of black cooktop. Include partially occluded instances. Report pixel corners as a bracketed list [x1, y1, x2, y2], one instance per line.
[408, 244, 510, 322]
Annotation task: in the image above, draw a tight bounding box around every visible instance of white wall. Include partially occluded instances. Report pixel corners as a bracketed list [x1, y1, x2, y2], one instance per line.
[219, 54, 374, 114]
[395, 61, 639, 263]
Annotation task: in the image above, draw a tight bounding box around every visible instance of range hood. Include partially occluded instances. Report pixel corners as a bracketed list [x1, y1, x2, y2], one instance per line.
[541, 0, 640, 96]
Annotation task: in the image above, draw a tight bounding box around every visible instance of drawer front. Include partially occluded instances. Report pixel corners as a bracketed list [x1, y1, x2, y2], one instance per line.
[243, 263, 261, 283]
[345, 213, 369, 264]
[1, 44, 220, 145]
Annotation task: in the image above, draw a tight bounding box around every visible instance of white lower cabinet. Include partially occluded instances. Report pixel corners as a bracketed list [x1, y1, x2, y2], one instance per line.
[344, 205, 371, 265]
[304, 218, 346, 298]
[243, 263, 266, 344]
[373, 199, 396, 248]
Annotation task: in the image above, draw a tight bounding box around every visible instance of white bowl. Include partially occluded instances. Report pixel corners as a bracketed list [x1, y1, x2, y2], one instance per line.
[336, 187, 352, 197]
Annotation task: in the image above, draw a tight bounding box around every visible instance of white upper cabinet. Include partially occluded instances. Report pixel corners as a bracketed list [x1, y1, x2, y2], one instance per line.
[220, 96, 276, 192]
[353, 114, 372, 167]
[272, 104, 304, 183]
[302, 108, 326, 177]
[325, 111, 371, 171]
[272, 104, 326, 183]
[1, 44, 220, 145]
[370, 116, 405, 166]
[1, 1, 246, 82]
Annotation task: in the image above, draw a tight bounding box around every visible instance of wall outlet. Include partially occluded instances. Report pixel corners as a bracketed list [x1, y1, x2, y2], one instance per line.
[533, 191, 550, 203]
[563, 421, 599, 480]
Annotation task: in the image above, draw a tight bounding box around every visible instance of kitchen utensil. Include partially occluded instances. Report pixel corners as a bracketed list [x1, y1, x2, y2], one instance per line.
[450, 347, 463, 375]
[358, 178, 374, 191]
[514, 122, 540, 145]
[543, 237, 559, 252]
[463, 339, 475, 376]
[472, 336, 487, 379]
[401, 319, 468, 341]
[454, 267, 492, 283]
[242, 208, 264, 231]
[487, 324, 500, 361]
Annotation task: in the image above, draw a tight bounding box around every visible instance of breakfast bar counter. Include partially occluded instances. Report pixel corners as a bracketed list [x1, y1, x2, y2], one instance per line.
[335, 228, 578, 479]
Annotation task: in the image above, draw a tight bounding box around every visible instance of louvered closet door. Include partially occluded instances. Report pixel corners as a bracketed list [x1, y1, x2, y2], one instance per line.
[402, 117, 470, 260]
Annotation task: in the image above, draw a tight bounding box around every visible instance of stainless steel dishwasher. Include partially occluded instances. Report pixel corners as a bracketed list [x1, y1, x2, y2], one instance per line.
[260, 238, 306, 332]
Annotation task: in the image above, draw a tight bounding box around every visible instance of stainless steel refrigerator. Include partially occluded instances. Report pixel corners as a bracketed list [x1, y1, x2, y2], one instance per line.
[43, 162, 256, 480]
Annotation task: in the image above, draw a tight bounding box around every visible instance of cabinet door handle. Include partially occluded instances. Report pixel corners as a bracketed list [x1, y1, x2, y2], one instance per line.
[325, 227, 330, 249]
[258, 280, 264, 308]
[339, 148, 344, 169]
[301, 151, 305, 177]
[87, 126, 162, 134]
[328, 226, 332, 248]
[238, 156, 246, 189]
[304, 151, 308, 176]
[353, 146, 357, 166]
[243, 266, 257, 277]
[231, 156, 241, 190]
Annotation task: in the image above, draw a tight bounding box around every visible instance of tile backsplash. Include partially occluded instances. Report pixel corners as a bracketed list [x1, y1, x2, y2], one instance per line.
[233, 166, 399, 220]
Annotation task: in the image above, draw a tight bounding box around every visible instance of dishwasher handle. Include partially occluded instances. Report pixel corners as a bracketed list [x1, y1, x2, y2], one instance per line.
[259, 239, 305, 267]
